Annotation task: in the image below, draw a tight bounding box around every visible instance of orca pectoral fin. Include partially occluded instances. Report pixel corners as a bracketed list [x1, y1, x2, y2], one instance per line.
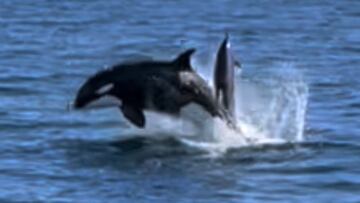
[120, 105, 145, 128]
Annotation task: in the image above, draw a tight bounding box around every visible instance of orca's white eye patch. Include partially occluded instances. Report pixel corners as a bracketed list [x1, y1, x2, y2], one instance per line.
[96, 83, 114, 95]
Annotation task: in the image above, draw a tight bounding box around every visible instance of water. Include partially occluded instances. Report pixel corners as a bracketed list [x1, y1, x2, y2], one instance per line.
[1, 0, 359, 202]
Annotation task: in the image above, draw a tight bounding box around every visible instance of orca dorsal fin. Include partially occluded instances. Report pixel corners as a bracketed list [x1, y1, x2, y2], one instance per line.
[173, 48, 196, 71]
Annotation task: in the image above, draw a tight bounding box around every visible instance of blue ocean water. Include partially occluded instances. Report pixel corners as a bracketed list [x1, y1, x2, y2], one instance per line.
[1, 0, 360, 202]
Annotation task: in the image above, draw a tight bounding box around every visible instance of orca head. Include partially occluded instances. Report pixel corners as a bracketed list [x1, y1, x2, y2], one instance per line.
[73, 69, 119, 109]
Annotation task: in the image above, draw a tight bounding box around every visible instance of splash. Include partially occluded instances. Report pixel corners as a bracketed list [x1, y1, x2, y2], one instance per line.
[113, 62, 308, 156]
[178, 62, 309, 155]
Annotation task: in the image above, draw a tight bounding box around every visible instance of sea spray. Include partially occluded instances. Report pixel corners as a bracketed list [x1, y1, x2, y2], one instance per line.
[117, 62, 308, 156]
[177, 62, 309, 154]
[237, 63, 309, 142]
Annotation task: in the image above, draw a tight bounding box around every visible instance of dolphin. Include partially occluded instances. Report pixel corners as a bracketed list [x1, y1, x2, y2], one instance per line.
[73, 49, 232, 128]
[213, 34, 240, 123]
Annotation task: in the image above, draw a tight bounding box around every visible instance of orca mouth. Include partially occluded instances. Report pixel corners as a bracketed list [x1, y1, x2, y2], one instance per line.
[73, 98, 89, 109]
[72, 93, 98, 110]
[73, 95, 122, 110]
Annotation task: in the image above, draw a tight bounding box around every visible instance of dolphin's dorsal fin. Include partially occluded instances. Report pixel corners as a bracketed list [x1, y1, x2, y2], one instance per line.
[173, 48, 196, 71]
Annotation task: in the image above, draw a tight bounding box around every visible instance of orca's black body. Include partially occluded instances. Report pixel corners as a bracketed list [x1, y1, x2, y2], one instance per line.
[213, 34, 240, 123]
[74, 49, 230, 128]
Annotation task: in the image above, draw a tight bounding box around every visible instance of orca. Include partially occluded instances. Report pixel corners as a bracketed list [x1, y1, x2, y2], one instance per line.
[73, 49, 232, 128]
[213, 34, 241, 123]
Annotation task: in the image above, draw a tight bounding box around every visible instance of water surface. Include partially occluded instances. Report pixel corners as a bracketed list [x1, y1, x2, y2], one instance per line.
[1, 0, 360, 202]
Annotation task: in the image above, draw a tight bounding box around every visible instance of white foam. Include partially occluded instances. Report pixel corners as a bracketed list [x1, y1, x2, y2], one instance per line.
[173, 62, 308, 156]
[109, 60, 309, 156]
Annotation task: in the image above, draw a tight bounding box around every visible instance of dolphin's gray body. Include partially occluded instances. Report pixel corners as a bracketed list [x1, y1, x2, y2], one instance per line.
[213, 34, 239, 123]
[74, 49, 231, 128]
